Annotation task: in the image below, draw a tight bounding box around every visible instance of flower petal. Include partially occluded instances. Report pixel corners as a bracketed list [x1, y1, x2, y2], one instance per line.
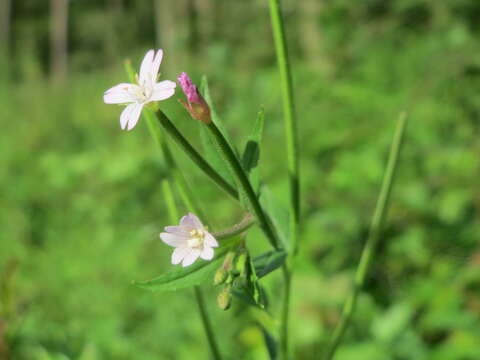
[171, 246, 190, 265]
[182, 249, 201, 267]
[200, 246, 214, 260]
[204, 232, 218, 247]
[164, 226, 190, 237]
[103, 83, 137, 104]
[180, 213, 203, 230]
[151, 49, 163, 82]
[139, 49, 155, 85]
[120, 103, 143, 131]
[160, 232, 185, 247]
[150, 80, 176, 101]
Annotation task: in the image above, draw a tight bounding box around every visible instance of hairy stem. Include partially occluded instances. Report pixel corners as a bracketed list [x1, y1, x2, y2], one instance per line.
[155, 110, 239, 201]
[146, 111, 223, 360]
[323, 113, 408, 360]
[268, 1, 298, 357]
[206, 121, 279, 250]
[194, 287, 223, 360]
[213, 213, 255, 240]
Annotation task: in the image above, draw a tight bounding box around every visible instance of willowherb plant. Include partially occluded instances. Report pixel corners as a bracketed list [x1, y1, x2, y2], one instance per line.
[102, 3, 407, 359]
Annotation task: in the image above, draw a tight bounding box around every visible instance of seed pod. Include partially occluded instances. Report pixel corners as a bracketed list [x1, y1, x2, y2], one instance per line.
[214, 267, 228, 286]
[217, 285, 232, 311]
[234, 251, 248, 277]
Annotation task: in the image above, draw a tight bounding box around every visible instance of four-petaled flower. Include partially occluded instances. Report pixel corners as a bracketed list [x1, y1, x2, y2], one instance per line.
[160, 213, 219, 267]
[103, 49, 176, 131]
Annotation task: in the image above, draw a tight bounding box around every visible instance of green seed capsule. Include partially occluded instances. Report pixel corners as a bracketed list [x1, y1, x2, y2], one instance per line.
[214, 267, 228, 286]
[217, 285, 232, 310]
[234, 251, 248, 276]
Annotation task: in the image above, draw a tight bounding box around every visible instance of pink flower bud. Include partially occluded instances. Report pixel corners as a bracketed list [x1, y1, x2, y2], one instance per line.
[177, 72, 212, 124]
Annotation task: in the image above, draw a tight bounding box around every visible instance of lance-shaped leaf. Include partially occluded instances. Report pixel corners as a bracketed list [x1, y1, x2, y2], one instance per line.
[231, 250, 266, 308]
[253, 250, 287, 278]
[133, 240, 238, 292]
[259, 324, 278, 360]
[197, 76, 237, 194]
[241, 108, 264, 193]
[260, 186, 290, 250]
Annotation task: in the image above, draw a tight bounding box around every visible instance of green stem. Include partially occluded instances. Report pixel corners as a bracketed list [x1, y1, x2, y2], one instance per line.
[323, 113, 408, 360]
[206, 121, 279, 250]
[155, 110, 239, 201]
[280, 265, 291, 358]
[268, 1, 298, 358]
[194, 286, 223, 360]
[268, 0, 299, 250]
[147, 111, 222, 360]
[213, 213, 255, 240]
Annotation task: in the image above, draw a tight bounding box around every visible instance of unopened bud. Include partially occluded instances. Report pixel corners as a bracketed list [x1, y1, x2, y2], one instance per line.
[234, 251, 248, 277]
[214, 267, 228, 286]
[177, 72, 212, 124]
[217, 285, 232, 310]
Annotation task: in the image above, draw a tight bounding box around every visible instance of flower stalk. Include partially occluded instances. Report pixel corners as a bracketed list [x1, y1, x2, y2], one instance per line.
[268, 1, 299, 357]
[323, 113, 408, 360]
[155, 110, 239, 201]
[206, 121, 280, 250]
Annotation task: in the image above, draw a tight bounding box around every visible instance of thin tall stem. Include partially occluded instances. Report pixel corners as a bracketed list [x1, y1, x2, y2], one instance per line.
[145, 111, 223, 360]
[206, 121, 280, 250]
[268, 1, 298, 358]
[156, 110, 239, 201]
[323, 113, 408, 360]
[194, 287, 222, 360]
[268, 0, 299, 249]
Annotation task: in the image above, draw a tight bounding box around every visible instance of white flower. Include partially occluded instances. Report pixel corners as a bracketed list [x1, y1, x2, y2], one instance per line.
[103, 49, 176, 131]
[160, 213, 219, 267]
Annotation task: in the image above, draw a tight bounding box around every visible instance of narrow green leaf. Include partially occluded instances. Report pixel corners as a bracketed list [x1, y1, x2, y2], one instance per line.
[253, 250, 287, 278]
[241, 108, 265, 193]
[133, 240, 239, 292]
[198, 123, 236, 188]
[200, 76, 237, 154]
[260, 186, 290, 250]
[259, 325, 278, 360]
[161, 179, 178, 224]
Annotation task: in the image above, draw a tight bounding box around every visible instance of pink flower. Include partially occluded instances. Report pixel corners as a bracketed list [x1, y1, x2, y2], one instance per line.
[160, 213, 219, 267]
[178, 72, 201, 103]
[177, 72, 211, 124]
[103, 49, 176, 131]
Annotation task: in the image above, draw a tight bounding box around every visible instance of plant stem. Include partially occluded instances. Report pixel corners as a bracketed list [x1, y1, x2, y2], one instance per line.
[147, 110, 223, 360]
[155, 110, 239, 201]
[213, 213, 255, 240]
[194, 286, 223, 360]
[268, 0, 299, 250]
[280, 265, 291, 358]
[323, 113, 408, 360]
[268, 1, 298, 358]
[206, 121, 279, 250]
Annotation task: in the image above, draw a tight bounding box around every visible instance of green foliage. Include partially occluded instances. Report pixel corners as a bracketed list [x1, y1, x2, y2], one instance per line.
[2, 1, 480, 359]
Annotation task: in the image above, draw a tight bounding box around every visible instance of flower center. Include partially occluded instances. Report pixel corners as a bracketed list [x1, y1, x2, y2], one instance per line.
[132, 82, 152, 103]
[187, 229, 205, 249]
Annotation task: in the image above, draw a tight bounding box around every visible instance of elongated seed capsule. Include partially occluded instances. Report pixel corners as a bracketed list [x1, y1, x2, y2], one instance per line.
[217, 285, 232, 310]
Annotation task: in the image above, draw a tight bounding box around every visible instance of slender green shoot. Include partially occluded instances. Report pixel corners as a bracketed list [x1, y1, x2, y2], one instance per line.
[213, 213, 255, 240]
[161, 172, 222, 360]
[323, 113, 408, 360]
[268, 1, 298, 358]
[194, 286, 222, 360]
[162, 179, 178, 223]
[125, 61, 222, 360]
[155, 110, 239, 201]
[206, 121, 280, 250]
[268, 0, 299, 250]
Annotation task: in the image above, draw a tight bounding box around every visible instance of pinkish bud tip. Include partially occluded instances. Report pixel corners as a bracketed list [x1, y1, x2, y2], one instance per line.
[178, 72, 201, 104]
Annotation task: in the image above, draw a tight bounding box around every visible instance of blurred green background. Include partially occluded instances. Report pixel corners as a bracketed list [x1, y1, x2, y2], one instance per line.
[1, 0, 480, 359]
